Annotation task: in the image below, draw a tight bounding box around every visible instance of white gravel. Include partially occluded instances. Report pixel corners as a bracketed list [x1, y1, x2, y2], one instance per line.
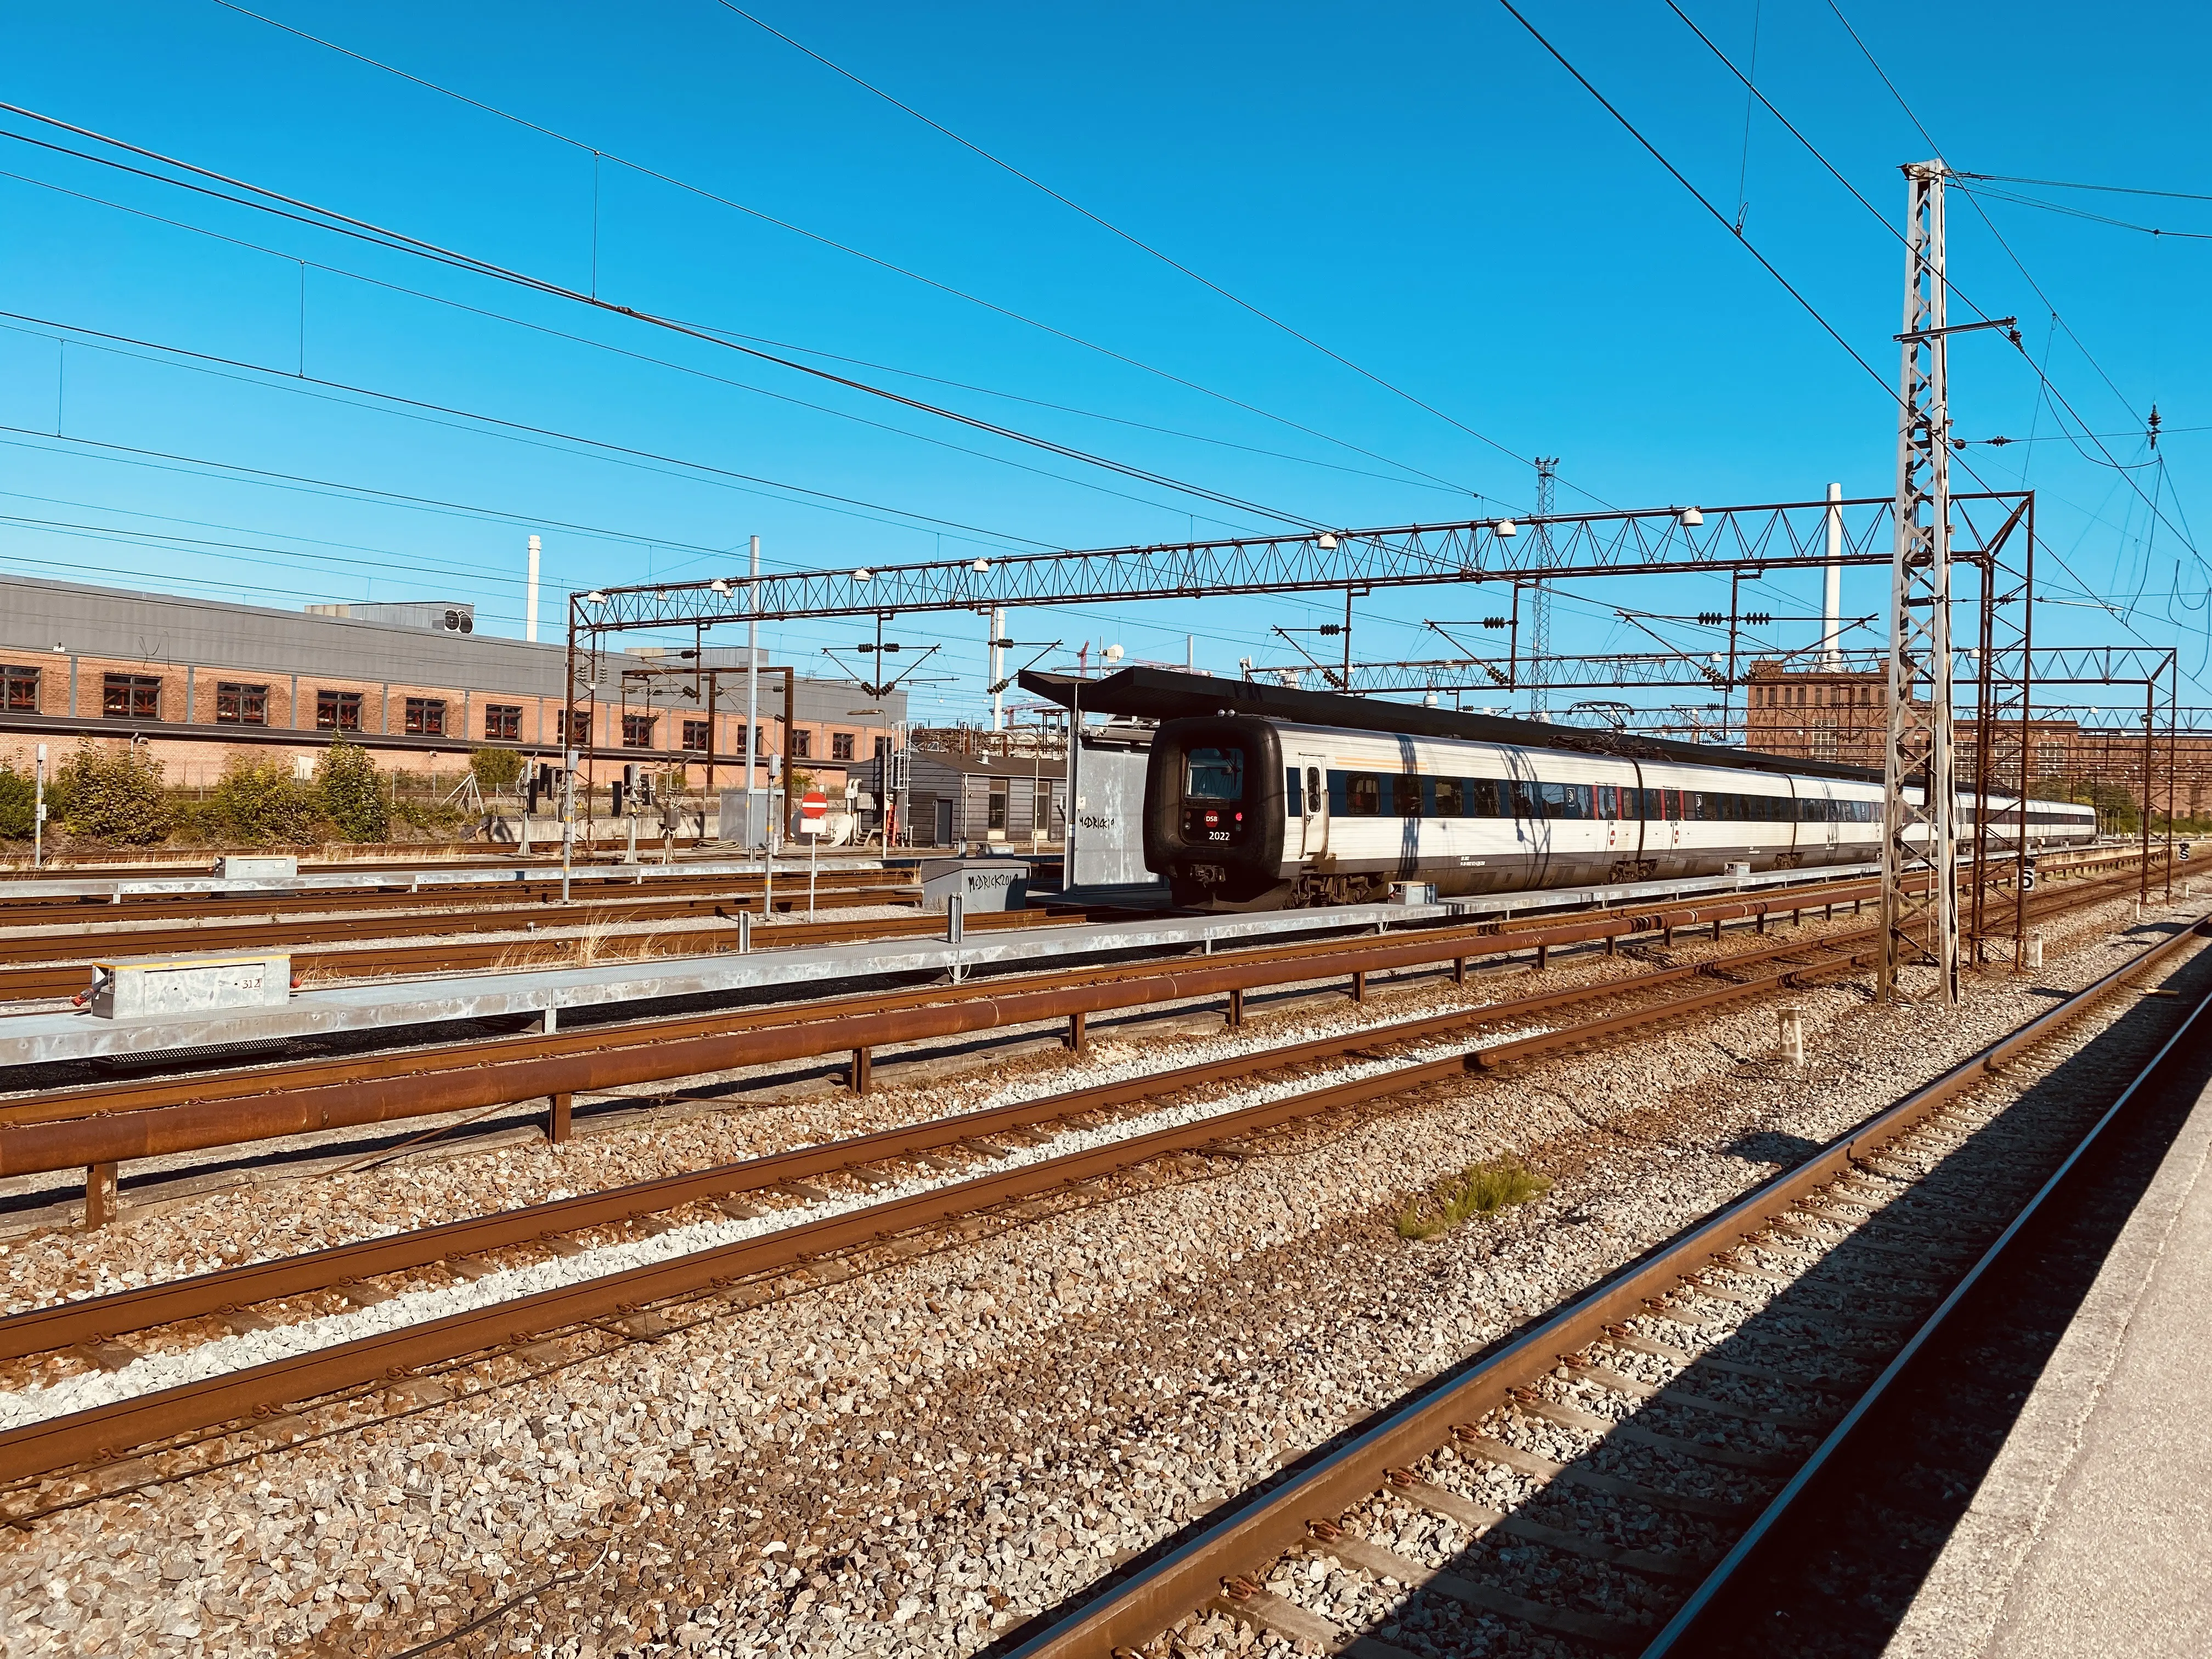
[0, 1019, 1548, 1432]
[0, 886, 2187, 1659]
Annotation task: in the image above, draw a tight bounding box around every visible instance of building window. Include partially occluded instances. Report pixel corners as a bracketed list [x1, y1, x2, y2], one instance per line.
[215, 681, 268, 725]
[788, 728, 811, 760]
[102, 673, 160, 719]
[622, 714, 657, 748]
[873, 736, 890, 760]
[831, 731, 856, 761]
[2, 665, 37, 712]
[562, 709, 592, 747]
[317, 690, 363, 731]
[681, 719, 710, 753]
[483, 703, 523, 741]
[403, 697, 446, 736]
[1035, 781, 1053, 828]
[988, 788, 1008, 831]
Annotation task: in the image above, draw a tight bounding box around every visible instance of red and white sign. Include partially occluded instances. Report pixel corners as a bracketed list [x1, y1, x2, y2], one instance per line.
[799, 789, 830, 836]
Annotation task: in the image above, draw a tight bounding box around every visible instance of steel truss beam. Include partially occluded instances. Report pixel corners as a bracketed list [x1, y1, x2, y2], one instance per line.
[565, 494, 2029, 634]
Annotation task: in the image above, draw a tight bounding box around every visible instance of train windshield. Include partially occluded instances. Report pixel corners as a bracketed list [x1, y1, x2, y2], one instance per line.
[1184, 746, 1245, 800]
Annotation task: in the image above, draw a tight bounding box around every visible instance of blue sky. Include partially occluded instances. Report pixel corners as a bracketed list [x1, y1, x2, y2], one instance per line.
[0, 1, 2204, 728]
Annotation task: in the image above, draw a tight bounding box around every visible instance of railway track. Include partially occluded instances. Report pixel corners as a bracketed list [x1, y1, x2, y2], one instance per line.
[985, 911, 2211, 1658]
[0, 870, 2156, 1510]
[0, 865, 2155, 1217]
[0, 869, 1923, 1186]
[0, 864, 912, 930]
[0, 894, 1054, 1005]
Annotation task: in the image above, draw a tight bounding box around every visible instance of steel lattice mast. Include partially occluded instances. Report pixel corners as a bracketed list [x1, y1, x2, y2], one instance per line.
[1882, 161, 1959, 1004]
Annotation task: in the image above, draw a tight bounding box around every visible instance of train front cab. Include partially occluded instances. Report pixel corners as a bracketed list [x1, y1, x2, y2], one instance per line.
[1143, 717, 1290, 908]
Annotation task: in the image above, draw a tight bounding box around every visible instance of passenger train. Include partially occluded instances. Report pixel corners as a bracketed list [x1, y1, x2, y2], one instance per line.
[1142, 713, 2099, 911]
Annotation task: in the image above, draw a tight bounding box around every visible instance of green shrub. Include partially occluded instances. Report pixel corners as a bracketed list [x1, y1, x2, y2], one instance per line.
[394, 795, 467, 836]
[317, 740, 390, 841]
[1397, 1158, 1553, 1240]
[57, 742, 172, 844]
[0, 760, 33, 840]
[470, 746, 524, 795]
[211, 757, 324, 845]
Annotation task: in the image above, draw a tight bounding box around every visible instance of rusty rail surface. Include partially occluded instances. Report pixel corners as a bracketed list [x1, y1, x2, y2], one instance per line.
[0, 898, 1045, 1005]
[995, 912, 2212, 1659]
[0, 930, 1890, 1485]
[0, 865, 910, 931]
[0, 877, 1909, 1179]
[0, 929, 1874, 1364]
[0, 865, 2152, 1187]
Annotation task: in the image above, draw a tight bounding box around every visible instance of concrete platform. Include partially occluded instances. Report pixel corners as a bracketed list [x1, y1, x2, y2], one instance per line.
[1886, 1051, 2212, 1657]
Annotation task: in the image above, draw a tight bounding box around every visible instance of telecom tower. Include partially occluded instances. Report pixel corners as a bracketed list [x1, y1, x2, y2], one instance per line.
[1880, 162, 1959, 1005]
[1527, 457, 1559, 718]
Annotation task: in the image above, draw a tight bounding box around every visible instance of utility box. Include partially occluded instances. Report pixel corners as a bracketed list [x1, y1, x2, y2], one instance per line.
[920, 859, 1030, 915]
[1390, 882, 1437, 906]
[215, 855, 298, 881]
[91, 953, 293, 1019]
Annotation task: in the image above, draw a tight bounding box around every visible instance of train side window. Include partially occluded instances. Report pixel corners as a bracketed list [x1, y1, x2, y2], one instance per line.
[1285, 767, 1302, 816]
[1432, 777, 1464, 816]
[1306, 766, 1322, 811]
[1666, 789, 1684, 821]
[1345, 773, 1382, 816]
[1595, 783, 1616, 819]
[1470, 778, 1503, 816]
[1386, 776, 1421, 818]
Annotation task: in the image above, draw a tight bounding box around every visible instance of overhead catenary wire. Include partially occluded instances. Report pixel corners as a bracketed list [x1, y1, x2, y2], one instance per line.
[713, 1, 1605, 509]
[0, 163, 1468, 507]
[201, 0, 1484, 505]
[1815, 2, 2205, 579]
[0, 101, 1329, 534]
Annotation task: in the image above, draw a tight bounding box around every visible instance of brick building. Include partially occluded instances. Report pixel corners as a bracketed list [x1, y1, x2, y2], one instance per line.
[0, 573, 902, 793]
[1744, 659, 2211, 817]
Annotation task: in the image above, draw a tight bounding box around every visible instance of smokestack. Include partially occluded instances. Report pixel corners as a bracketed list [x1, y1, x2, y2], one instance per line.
[1821, 483, 1842, 668]
[526, 534, 542, 643]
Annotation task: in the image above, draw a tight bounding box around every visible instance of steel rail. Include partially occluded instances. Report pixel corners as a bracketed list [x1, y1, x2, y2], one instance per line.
[0, 866, 911, 928]
[0, 933, 1887, 1485]
[0, 865, 2145, 1183]
[0, 930, 1870, 1364]
[0, 900, 1052, 1005]
[995, 910, 2212, 1659]
[0, 878, 1907, 1176]
[1640, 942, 2212, 1651]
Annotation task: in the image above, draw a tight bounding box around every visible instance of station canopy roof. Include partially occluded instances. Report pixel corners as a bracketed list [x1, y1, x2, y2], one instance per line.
[1018, 665, 1884, 785]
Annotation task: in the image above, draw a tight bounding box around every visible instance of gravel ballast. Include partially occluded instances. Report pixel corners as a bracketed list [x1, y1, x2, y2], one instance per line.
[0, 887, 2188, 1658]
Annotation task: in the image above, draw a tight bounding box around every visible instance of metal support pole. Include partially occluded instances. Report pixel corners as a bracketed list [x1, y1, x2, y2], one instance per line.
[1226, 987, 1244, 1029]
[744, 534, 761, 861]
[990, 605, 1006, 733]
[560, 746, 576, 904]
[1066, 1009, 1087, 1052]
[850, 1046, 872, 1094]
[31, 742, 45, 870]
[2142, 680, 2155, 905]
[1880, 160, 1960, 1005]
[546, 1093, 572, 1144]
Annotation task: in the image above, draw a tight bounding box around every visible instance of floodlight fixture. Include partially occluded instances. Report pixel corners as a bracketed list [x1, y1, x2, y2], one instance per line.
[1493, 520, 1517, 538]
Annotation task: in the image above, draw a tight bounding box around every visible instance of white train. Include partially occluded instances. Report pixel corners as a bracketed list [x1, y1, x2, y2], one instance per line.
[1142, 714, 2097, 910]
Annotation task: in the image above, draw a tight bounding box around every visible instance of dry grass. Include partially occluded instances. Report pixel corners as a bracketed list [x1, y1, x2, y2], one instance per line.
[1396, 1157, 1553, 1240]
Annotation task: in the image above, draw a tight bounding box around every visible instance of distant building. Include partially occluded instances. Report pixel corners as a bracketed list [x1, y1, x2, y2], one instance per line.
[0, 573, 902, 792]
[904, 751, 1066, 850]
[1745, 658, 2209, 819]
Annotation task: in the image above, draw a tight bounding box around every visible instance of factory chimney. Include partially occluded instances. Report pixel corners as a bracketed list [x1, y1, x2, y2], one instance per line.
[1820, 483, 1842, 668]
[526, 534, 542, 643]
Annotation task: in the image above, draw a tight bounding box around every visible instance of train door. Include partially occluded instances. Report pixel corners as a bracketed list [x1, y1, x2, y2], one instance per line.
[1818, 788, 1841, 861]
[1299, 764, 1327, 858]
